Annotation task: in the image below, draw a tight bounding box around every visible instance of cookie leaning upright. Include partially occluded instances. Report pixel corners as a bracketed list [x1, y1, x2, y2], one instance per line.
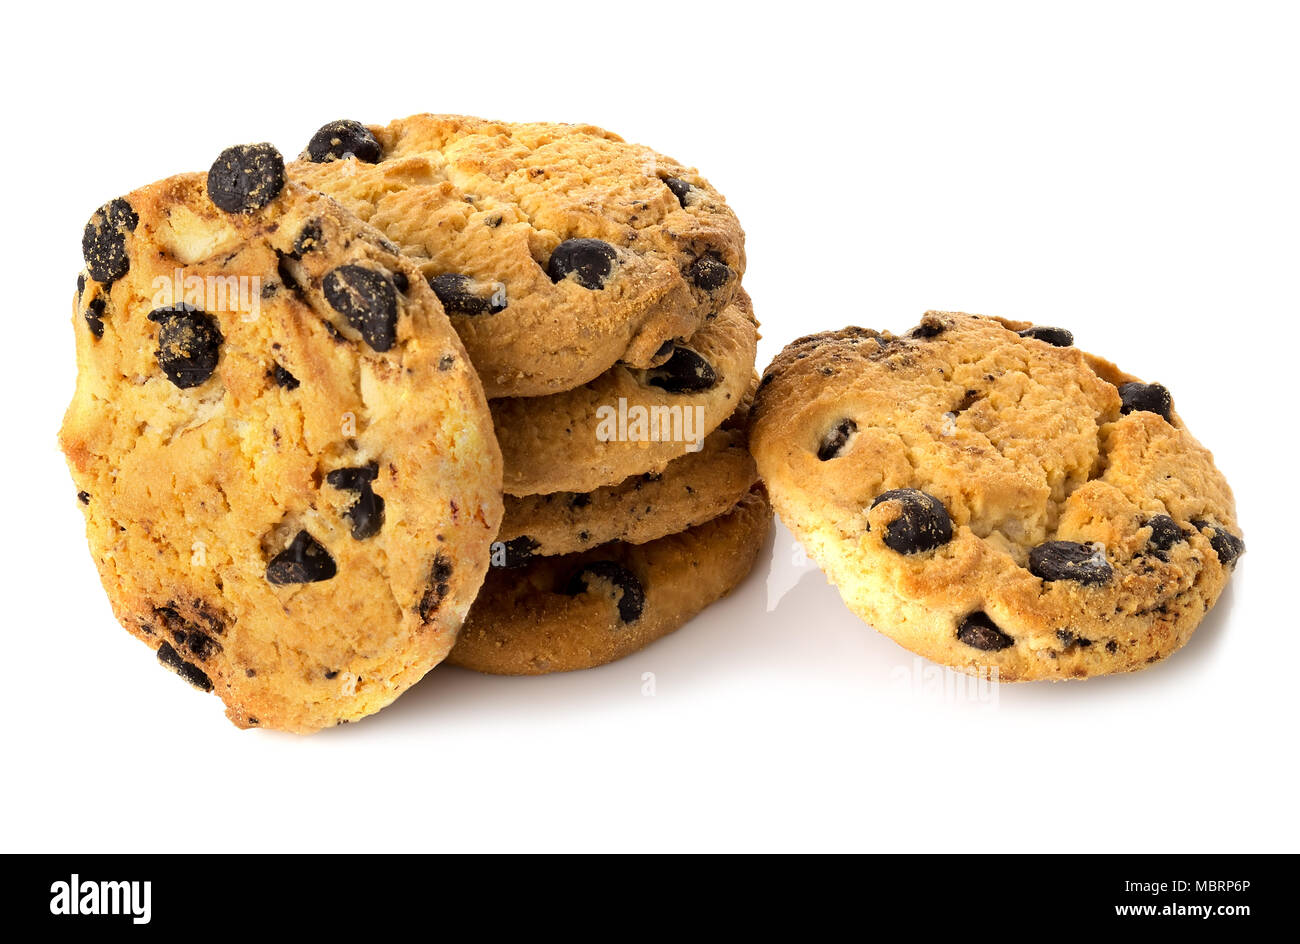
[289, 115, 747, 397]
[750, 312, 1243, 680]
[61, 144, 503, 732]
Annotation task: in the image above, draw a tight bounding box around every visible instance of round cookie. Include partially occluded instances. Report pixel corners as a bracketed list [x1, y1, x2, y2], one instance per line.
[495, 420, 757, 564]
[450, 487, 771, 675]
[493, 289, 758, 495]
[61, 146, 503, 733]
[749, 311, 1243, 681]
[289, 113, 747, 398]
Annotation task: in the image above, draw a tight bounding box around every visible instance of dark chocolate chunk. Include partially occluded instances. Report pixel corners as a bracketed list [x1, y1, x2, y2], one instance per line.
[546, 238, 616, 289]
[304, 120, 382, 164]
[81, 197, 138, 284]
[644, 346, 718, 393]
[564, 561, 645, 623]
[1028, 541, 1113, 585]
[687, 255, 732, 292]
[1144, 515, 1185, 560]
[418, 553, 453, 623]
[956, 612, 1014, 651]
[870, 489, 953, 554]
[266, 530, 337, 584]
[1191, 520, 1245, 567]
[495, 535, 540, 569]
[207, 143, 286, 213]
[77, 491, 90, 505]
[148, 306, 223, 389]
[663, 176, 693, 206]
[1018, 325, 1074, 347]
[269, 363, 299, 389]
[817, 418, 857, 460]
[1118, 382, 1173, 422]
[429, 273, 506, 315]
[84, 297, 106, 338]
[156, 641, 213, 691]
[292, 221, 322, 256]
[326, 466, 384, 540]
[323, 265, 399, 351]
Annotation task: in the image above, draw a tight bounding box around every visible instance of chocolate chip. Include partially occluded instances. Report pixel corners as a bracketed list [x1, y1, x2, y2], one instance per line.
[269, 363, 299, 389]
[909, 317, 945, 339]
[817, 418, 857, 461]
[687, 255, 733, 292]
[84, 297, 106, 339]
[565, 561, 645, 623]
[326, 466, 384, 540]
[325, 466, 378, 490]
[304, 119, 382, 164]
[496, 535, 540, 569]
[438, 355, 455, 370]
[570, 493, 591, 509]
[1018, 326, 1074, 347]
[156, 641, 213, 691]
[323, 265, 399, 351]
[324, 669, 339, 680]
[76, 273, 85, 297]
[1105, 640, 1119, 654]
[1028, 541, 1113, 585]
[1118, 382, 1173, 422]
[81, 197, 138, 284]
[1144, 515, 1185, 560]
[266, 530, 337, 584]
[77, 491, 90, 505]
[429, 273, 506, 315]
[1191, 520, 1245, 567]
[207, 143, 286, 213]
[148, 306, 223, 389]
[956, 612, 1014, 651]
[663, 176, 693, 206]
[644, 346, 718, 393]
[391, 271, 409, 293]
[293, 221, 322, 256]
[1056, 629, 1093, 648]
[870, 489, 953, 554]
[547, 238, 616, 289]
[418, 554, 453, 623]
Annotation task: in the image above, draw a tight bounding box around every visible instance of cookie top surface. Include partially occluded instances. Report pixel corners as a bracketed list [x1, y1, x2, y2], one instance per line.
[750, 311, 1243, 680]
[492, 288, 758, 495]
[290, 114, 747, 398]
[451, 486, 771, 675]
[61, 151, 503, 732]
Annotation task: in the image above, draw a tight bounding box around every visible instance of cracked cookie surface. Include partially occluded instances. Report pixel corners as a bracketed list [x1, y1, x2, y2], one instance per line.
[493, 289, 758, 495]
[61, 155, 502, 732]
[750, 311, 1243, 680]
[450, 487, 771, 675]
[290, 113, 746, 398]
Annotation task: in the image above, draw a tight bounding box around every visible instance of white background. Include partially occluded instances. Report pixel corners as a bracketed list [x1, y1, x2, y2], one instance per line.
[2, 0, 1295, 852]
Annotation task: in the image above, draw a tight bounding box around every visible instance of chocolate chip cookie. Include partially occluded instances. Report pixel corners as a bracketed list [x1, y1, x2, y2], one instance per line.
[61, 145, 503, 732]
[493, 289, 758, 495]
[290, 113, 746, 398]
[450, 487, 771, 675]
[494, 404, 758, 564]
[749, 312, 1243, 680]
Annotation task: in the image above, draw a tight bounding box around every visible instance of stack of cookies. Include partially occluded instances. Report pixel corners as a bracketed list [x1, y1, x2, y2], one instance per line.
[291, 115, 769, 674]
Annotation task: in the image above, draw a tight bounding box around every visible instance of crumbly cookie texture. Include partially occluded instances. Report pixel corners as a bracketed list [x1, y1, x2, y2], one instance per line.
[493, 289, 758, 495]
[450, 487, 771, 675]
[749, 312, 1243, 680]
[495, 404, 757, 562]
[290, 114, 747, 398]
[61, 152, 502, 733]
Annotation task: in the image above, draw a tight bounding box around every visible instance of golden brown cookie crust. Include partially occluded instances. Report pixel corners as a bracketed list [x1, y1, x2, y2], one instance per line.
[450, 488, 771, 675]
[750, 312, 1243, 680]
[290, 113, 747, 398]
[61, 171, 502, 733]
[493, 289, 758, 495]
[496, 421, 758, 560]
